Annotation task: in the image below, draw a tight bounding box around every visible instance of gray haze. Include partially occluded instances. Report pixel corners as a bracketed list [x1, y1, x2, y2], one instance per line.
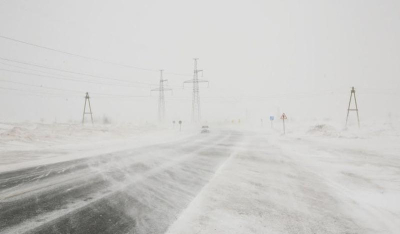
[0, 0, 399, 123]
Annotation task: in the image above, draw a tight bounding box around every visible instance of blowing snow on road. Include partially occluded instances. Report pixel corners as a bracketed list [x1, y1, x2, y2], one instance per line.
[1, 123, 399, 234]
[1, 0, 400, 233]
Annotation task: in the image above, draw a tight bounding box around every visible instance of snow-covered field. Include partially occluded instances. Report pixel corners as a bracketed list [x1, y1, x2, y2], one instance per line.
[0, 120, 399, 233]
[0, 122, 195, 172]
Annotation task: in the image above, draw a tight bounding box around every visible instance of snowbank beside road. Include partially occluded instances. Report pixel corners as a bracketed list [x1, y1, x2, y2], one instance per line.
[0, 122, 196, 173]
[0, 122, 160, 148]
[167, 122, 400, 234]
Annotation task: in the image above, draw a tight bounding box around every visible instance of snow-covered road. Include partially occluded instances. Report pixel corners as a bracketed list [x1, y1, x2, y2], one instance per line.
[0, 130, 242, 233]
[0, 128, 399, 234]
[167, 129, 400, 234]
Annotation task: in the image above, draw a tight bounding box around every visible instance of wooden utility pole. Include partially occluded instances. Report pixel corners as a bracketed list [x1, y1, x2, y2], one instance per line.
[82, 92, 94, 125]
[346, 87, 360, 128]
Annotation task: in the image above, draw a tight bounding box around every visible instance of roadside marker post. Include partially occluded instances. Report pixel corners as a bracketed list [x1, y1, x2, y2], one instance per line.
[280, 113, 287, 134]
[173, 121, 176, 128]
[179, 120, 182, 131]
[269, 116, 274, 129]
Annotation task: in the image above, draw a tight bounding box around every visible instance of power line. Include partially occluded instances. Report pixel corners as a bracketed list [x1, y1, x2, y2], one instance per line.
[0, 68, 153, 89]
[0, 35, 192, 77]
[0, 78, 154, 98]
[0, 59, 183, 89]
[0, 57, 158, 86]
[0, 78, 82, 94]
[0, 61, 150, 89]
[0, 85, 156, 100]
[0, 86, 81, 98]
[3, 83, 394, 102]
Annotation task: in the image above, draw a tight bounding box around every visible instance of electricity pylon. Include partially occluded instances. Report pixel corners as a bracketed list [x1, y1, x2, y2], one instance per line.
[151, 70, 172, 122]
[183, 58, 209, 123]
[346, 87, 360, 128]
[82, 92, 94, 125]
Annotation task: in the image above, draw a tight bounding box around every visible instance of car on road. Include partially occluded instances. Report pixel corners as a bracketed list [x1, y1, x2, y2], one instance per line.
[201, 125, 210, 133]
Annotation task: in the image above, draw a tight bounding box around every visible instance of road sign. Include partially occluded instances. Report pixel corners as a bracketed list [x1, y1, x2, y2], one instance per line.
[179, 120, 182, 131]
[270, 116, 274, 129]
[280, 113, 287, 134]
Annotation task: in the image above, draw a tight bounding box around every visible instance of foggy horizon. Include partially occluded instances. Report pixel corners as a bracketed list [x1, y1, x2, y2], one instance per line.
[1, 0, 399, 124]
[1, 2, 399, 234]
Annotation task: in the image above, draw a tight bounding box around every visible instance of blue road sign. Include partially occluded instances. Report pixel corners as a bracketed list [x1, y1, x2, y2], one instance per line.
[270, 116, 274, 121]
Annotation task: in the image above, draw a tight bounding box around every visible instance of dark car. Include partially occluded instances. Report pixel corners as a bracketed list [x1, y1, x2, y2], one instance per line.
[201, 125, 210, 133]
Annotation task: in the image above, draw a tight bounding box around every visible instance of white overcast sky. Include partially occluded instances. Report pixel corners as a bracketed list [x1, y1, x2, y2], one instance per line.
[0, 0, 399, 123]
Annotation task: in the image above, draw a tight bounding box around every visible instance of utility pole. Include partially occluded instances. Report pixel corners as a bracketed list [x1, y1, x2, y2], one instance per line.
[82, 92, 93, 125]
[183, 58, 209, 123]
[151, 70, 172, 122]
[346, 87, 360, 128]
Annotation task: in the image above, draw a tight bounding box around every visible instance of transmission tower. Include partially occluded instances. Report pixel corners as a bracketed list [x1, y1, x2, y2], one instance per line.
[346, 87, 360, 128]
[183, 58, 209, 123]
[151, 70, 172, 122]
[82, 92, 94, 124]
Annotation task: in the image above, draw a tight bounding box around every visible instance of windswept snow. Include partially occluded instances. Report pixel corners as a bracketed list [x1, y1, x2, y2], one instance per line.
[166, 122, 400, 234]
[0, 122, 195, 173]
[1, 121, 399, 233]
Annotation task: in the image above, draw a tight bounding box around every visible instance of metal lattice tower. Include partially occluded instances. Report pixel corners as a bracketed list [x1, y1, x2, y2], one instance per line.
[346, 87, 360, 128]
[82, 92, 94, 125]
[151, 70, 172, 122]
[183, 58, 209, 123]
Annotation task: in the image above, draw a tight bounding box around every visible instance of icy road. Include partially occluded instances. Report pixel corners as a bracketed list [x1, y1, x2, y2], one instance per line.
[0, 129, 399, 234]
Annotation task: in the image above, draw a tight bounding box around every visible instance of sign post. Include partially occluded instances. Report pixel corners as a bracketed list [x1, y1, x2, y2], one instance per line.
[179, 120, 182, 131]
[269, 116, 274, 129]
[280, 113, 287, 134]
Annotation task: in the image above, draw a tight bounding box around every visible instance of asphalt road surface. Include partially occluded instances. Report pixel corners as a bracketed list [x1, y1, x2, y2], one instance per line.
[0, 130, 242, 234]
[2, 129, 398, 234]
